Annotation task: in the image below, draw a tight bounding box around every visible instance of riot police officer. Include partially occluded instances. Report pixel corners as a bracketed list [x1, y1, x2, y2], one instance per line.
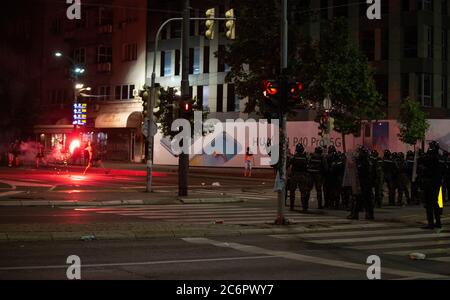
[288, 143, 313, 211]
[383, 150, 397, 206]
[326, 146, 344, 209]
[370, 150, 384, 208]
[349, 146, 375, 220]
[395, 152, 411, 206]
[406, 150, 417, 204]
[442, 151, 450, 203]
[308, 147, 328, 209]
[421, 141, 444, 229]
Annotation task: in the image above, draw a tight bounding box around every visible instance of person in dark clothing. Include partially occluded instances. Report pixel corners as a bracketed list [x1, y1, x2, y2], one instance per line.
[288, 143, 313, 212]
[420, 141, 444, 229]
[370, 150, 384, 208]
[395, 152, 411, 206]
[349, 146, 374, 220]
[442, 151, 450, 203]
[307, 147, 327, 209]
[383, 150, 397, 206]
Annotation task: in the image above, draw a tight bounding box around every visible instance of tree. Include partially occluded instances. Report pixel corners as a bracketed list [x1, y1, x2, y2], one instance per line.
[314, 18, 385, 152]
[150, 86, 207, 139]
[397, 97, 430, 147]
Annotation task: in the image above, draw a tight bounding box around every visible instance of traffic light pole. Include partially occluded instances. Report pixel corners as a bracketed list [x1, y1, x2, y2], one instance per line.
[179, 0, 190, 197]
[276, 0, 288, 225]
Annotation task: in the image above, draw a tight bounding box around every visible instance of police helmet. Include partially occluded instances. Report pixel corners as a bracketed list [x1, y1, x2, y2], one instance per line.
[328, 145, 336, 154]
[429, 141, 440, 152]
[296, 143, 305, 154]
[371, 150, 379, 158]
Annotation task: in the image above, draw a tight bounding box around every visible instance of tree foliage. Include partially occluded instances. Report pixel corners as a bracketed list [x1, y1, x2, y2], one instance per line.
[223, 3, 385, 138]
[397, 97, 430, 145]
[149, 86, 207, 139]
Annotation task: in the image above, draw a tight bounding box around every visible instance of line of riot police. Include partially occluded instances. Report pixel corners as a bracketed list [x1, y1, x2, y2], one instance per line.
[286, 142, 450, 224]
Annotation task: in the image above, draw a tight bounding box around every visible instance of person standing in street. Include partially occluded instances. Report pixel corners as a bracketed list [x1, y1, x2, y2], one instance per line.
[349, 146, 374, 220]
[383, 150, 397, 206]
[288, 143, 312, 211]
[244, 147, 255, 177]
[421, 141, 444, 229]
[83, 141, 93, 176]
[308, 147, 327, 209]
[370, 150, 384, 208]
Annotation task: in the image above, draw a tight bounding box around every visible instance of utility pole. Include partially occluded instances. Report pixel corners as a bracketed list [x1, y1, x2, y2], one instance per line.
[276, 0, 288, 225]
[179, 0, 190, 196]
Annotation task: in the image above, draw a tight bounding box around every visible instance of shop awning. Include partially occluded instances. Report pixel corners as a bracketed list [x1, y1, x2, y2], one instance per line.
[95, 111, 142, 129]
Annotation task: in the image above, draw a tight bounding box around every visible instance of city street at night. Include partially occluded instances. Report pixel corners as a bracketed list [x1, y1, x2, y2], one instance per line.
[2, 0, 450, 286]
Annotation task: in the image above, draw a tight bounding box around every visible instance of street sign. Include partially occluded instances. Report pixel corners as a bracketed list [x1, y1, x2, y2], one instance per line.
[73, 103, 87, 126]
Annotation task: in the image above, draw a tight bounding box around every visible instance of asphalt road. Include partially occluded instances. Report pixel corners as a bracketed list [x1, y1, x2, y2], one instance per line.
[0, 233, 449, 280]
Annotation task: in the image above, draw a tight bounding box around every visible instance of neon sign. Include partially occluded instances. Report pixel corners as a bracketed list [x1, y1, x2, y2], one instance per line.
[73, 103, 87, 126]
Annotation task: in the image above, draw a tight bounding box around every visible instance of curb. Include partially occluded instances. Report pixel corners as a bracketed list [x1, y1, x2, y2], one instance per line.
[179, 198, 244, 204]
[0, 200, 146, 207]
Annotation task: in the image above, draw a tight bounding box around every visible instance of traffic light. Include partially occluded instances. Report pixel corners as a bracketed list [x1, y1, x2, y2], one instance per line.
[288, 81, 303, 101]
[139, 88, 150, 119]
[181, 99, 194, 118]
[205, 8, 215, 40]
[225, 9, 235, 40]
[153, 86, 161, 113]
[262, 80, 280, 109]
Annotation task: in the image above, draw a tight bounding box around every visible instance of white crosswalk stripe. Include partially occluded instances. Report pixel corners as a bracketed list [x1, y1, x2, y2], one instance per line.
[270, 223, 450, 262]
[78, 204, 350, 226]
[192, 189, 276, 200]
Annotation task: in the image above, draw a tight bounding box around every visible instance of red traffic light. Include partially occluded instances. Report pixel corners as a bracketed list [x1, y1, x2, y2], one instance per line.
[182, 101, 193, 112]
[289, 81, 303, 99]
[263, 80, 279, 96]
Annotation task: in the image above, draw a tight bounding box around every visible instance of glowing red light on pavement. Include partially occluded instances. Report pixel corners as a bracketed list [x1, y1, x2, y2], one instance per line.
[69, 140, 81, 154]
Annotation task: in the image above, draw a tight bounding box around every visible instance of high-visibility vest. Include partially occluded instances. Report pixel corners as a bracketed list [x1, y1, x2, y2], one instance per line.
[438, 186, 444, 209]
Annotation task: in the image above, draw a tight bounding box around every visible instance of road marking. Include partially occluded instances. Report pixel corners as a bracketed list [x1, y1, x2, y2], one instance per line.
[0, 255, 275, 271]
[385, 248, 450, 256]
[310, 233, 450, 244]
[429, 257, 450, 262]
[276, 227, 421, 239]
[351, 240, 450, 250]
[0, 191, 23, 198]
[182, 237, 450, 279]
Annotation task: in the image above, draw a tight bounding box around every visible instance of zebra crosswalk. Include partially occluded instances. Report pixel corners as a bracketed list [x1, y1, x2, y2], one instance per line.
[271, 223, 450, 262]
[191, 189, 277, 201]
[75, 203, 349, 225]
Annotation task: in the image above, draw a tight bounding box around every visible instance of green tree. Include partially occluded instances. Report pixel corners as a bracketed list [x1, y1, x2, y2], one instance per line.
[397, 97, 430, 146]
[315, 18, 385, 152]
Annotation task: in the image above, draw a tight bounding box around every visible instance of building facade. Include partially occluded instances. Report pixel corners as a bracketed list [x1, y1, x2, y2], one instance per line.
[35, 0, 147, 162]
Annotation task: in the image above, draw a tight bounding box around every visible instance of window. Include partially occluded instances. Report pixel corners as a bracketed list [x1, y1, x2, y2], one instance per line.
[404, 26, 417, 58]
[123, 43, 137, 61]
[443, 30, 448, 61]
[374, 75, 388, 108]
[98, 86, 111, 101]
[216, 85, 223, 112]
[426, 26, 433, 58]
[175, 50, 180, 76]
[197, 86, 203, 107]
[442, 76, 448, 108]
[218, 45, 226, 72]
[381, 29, 389, 60]
[50, 18, 62, 35]
[203, 46, 210, 73]
[401, 73, 410, 100]
[227, 84, 239, 112]
[333, 0, 348, 18]
[162, 51, 172, 76]
[203, 86, 209, 109]
[115, 86, 121, 100]
[121, 85, 129, 100]
[402, 0, 410, 11]
[129, 84, 135, 99]
[73, 48, 86, 64]
[188, 48, 200, 75]
[97, 46, 112, 63]
[171, 22, 181, 38]
[417, 73, 433, 107]
[115, 85, 134, 100]
[361, 30, 375, 61]
[321, 0, 329, 19]
[418, 0, 433, 11]
[98, 7, 113, 25]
